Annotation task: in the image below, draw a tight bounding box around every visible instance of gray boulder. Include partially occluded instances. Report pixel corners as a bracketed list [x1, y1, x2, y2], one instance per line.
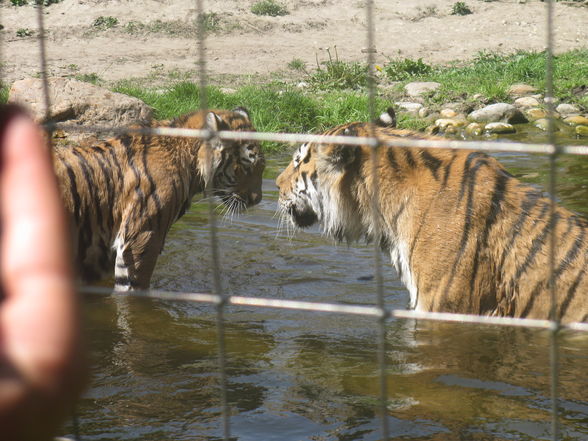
[468, 103, 528, 124]
[8, 77, 152, 127]
[404, 81, 441, 98]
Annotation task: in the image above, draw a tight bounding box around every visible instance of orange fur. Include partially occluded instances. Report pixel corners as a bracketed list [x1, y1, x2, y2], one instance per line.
[54, 107, 264, 290]
[277, 113, 587, 323]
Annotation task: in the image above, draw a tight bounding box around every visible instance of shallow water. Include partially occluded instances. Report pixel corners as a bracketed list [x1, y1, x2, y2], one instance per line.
[69, 133, 588, 441]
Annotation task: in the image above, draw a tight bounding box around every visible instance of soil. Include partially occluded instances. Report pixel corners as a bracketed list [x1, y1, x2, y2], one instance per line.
[1, 0, 587, 87]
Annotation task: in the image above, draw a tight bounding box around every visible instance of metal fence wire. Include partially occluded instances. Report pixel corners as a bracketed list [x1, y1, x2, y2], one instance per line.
[3, 0, 587, 440]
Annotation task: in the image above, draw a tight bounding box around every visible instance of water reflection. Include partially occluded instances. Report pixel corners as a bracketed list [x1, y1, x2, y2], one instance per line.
[69, 142, 588, 440]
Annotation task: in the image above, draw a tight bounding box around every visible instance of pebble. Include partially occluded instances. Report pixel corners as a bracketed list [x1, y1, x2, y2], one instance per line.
[556, 103, 580, 116]
[404, 81, 441, 97]
[533, 118, 559, 132]
[514, 96, 540, 108]
[465, 122, 484, 136]
[440, 108, 458, 118]
[525, 108, 548, 121]
[485, 122, 516, 134]
[468, 103, 527, 124]
[435, 118, 467, 131]
[577, 126, 588, 137]
[395, 102, 423, 115]
[507, 83, 538, 96]
[418, 107, 430, 118]
[563, 115, 588, 126]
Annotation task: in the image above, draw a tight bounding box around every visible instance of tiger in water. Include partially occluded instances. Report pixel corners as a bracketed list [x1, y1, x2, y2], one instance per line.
[276, 109, 587, 323]
[54, 107, 264, 290]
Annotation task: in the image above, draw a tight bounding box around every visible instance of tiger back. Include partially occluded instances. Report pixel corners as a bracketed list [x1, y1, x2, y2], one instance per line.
[276, 109, 587, 323]
[54, 107, 264, 290]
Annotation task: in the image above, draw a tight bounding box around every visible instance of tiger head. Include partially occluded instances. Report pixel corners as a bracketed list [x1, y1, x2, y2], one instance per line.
[276, 108, 396, 241]
[177, 107, 265, 213]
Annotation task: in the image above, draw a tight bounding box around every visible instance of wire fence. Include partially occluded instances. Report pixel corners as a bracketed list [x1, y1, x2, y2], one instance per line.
[3, 0, 587, 440]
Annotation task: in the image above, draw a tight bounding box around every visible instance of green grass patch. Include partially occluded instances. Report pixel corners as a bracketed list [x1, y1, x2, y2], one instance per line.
[113, 81, 392, 152]
[392, 50, 588, 108]
[251, 0, 289, 17]
[92, 16, 119, 29]
[300, 49, 587, 109]
[108, 49, 587, 152]
[0, 84, 9, 104]
[451, 2, 472, 15]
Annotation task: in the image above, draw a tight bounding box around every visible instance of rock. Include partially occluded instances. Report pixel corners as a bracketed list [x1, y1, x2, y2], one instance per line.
[556, 103, 581, 116]
[514, 96, 540, 108]
[563, 115, 588, 126]
[484, 122, 516, 134]
[507, 83, 538, 96]
[465, 122, 484, 136]
[434, 118, 467, 134]
[533, 118, 560, 132]
[525, 107, 548, 121]
[468, 103, 528, 124]
[220, 87, 237, 94]
[395, 102, 423, 115]
[404, 81, 441, 97]
[440, 108, 458, 118]
[418, 107, 430, 118]
[576, 126, 588, 137]
[8, 77, 152, 126]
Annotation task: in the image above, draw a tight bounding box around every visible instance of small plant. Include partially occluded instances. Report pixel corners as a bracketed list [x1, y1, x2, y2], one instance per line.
[384, 58, 433, 81]
[75, 73, 101, 85]
[451, 2, 472, 15]
[410, 5, 439, 21]
[308, 47, 369, 90]
[198, 12, 221, 32]
[16, 28, 33, 37]
[92, 16, 119, 29]
[11, 0, 27, 6]
[251, 0, 289, 17]
[287, 58, 306, 72]
[34, 0, 62, 6]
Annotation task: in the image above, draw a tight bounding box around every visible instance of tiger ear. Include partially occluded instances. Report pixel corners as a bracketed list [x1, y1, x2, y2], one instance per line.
[375, 107, 396, 128]
[232, 106, 251, 121]
[319, 144, 356, 170]
[206, 111, 223, 131]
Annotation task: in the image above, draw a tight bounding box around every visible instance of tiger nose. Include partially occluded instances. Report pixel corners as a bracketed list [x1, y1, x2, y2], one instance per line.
[249, 192, 262, 206]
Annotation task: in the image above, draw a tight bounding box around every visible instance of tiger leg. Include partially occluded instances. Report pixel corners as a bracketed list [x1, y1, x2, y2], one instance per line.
[113, 230, 163, 291]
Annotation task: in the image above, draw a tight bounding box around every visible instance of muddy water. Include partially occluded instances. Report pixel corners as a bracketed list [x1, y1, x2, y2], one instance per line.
[69, 133, 588, 441]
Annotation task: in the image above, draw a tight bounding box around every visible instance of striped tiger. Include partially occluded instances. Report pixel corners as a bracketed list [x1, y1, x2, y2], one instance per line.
[276, 109, 587, 323]
[54, 107, 264, 291]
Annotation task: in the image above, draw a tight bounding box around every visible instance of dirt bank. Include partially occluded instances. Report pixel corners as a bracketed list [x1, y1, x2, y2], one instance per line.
[2, 0, 587, 86]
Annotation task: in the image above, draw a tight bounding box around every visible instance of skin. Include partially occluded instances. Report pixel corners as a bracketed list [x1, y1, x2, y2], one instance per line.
[0, 107, 86, 440]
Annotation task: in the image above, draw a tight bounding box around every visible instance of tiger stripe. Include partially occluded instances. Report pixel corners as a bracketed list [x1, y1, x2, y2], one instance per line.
[277, 109, 588, 323]
[53, 107, 264, 290]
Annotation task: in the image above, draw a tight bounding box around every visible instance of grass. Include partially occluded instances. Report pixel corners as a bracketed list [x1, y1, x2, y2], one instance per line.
[251, 0, 289, 17]
[411, 50, 588, 108]
[287, 58, 306, 72]
[451, 2, 472, 16]
[16, 28, 34, 37]
[309, 47, 369, 90]
[197, 12, 221, 33]
[92, 16, 119, 29]
[113, 81, 393, 152]
[74, 73, 102, 85]
[2, 49, 585, 151]
[0, 84, 8, 104]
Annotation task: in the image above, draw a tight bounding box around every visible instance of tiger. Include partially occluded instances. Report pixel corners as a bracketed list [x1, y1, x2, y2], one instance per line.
[53, 107, 264, 291]
[276, 108, 587, 324]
